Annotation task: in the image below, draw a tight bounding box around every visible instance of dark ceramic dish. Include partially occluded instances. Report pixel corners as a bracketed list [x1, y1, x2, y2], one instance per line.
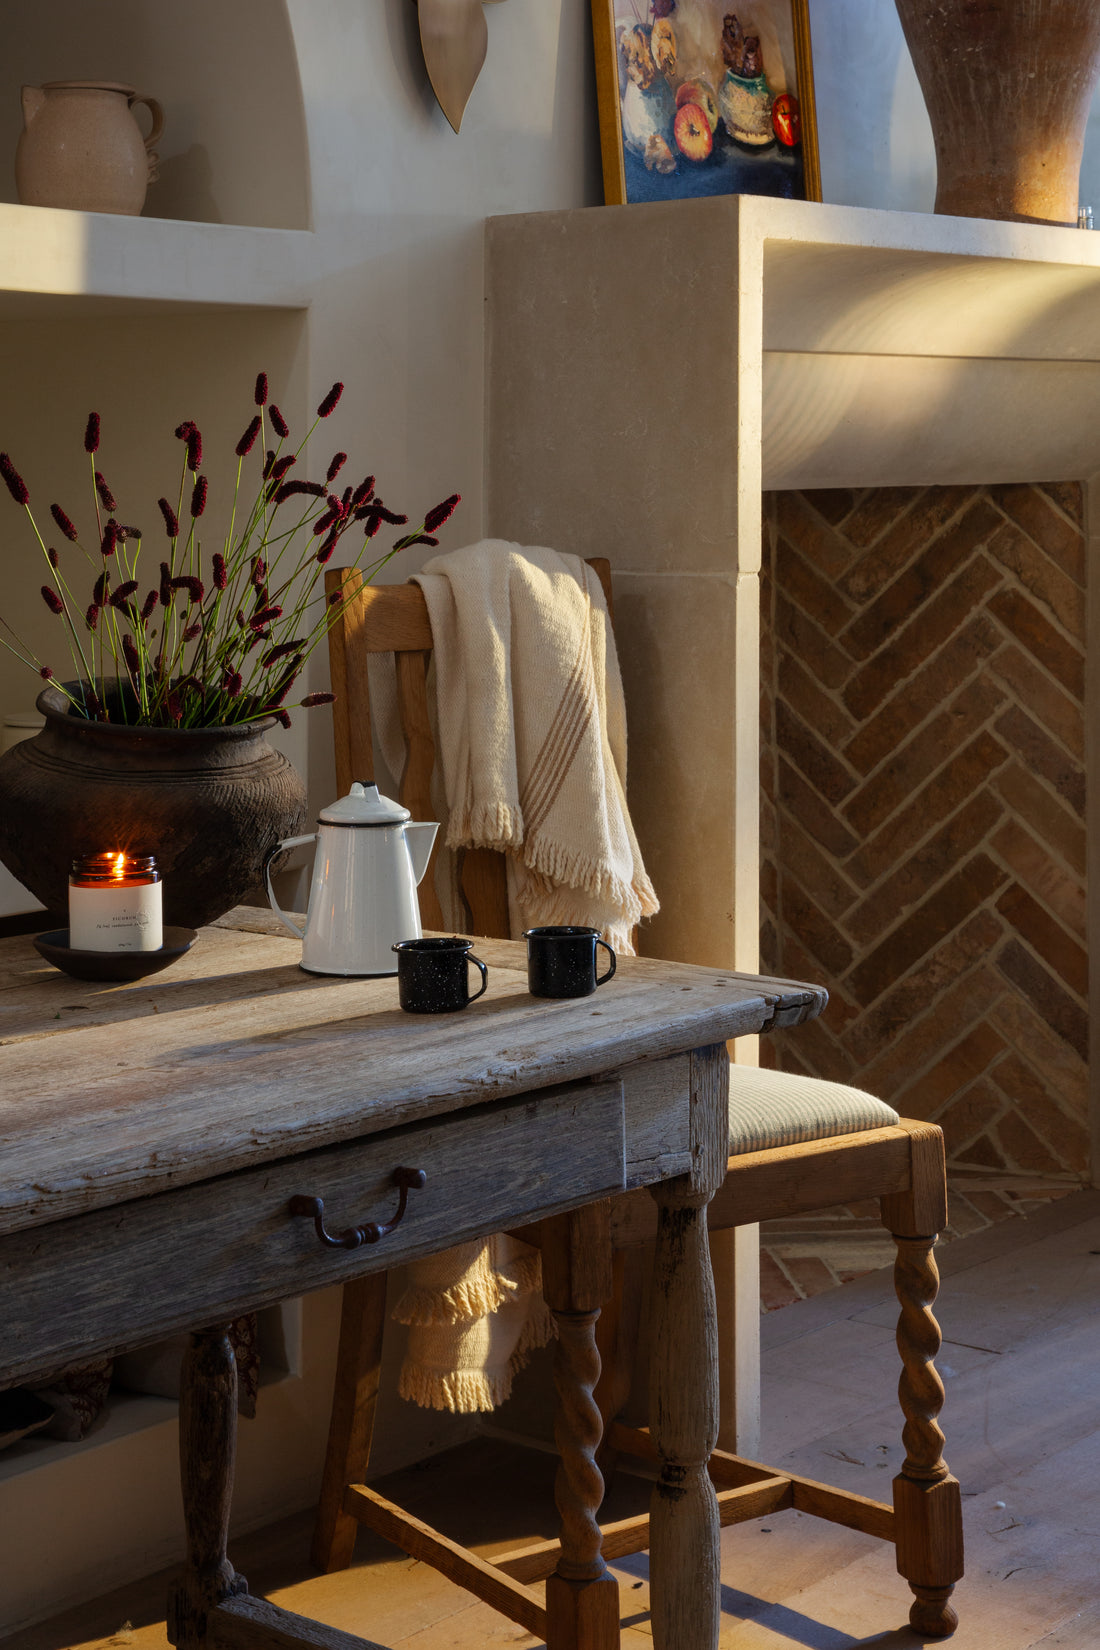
[33, 926, 197, 982]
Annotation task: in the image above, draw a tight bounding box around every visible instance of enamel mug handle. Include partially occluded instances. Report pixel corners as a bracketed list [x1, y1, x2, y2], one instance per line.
[264, 833, 317, 941]
[467, 952, 488, 1002]
[595, 939, 616, 987]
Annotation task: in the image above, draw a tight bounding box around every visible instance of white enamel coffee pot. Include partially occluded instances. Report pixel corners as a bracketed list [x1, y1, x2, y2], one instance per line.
[265, 782, 438, 976]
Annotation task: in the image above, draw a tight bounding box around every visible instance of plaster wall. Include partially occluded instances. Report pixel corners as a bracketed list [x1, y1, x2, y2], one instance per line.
[6, 0, 1100, 1630]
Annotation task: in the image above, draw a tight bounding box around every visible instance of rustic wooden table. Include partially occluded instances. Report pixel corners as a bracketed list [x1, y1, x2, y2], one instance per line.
[0, 910, 825, 1650]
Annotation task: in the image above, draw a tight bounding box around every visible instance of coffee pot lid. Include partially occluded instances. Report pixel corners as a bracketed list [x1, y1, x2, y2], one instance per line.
[318, 781, 410, 825]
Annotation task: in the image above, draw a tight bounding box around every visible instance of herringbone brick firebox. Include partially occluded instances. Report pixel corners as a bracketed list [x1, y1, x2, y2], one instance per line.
[760, 483, 1088, 1178]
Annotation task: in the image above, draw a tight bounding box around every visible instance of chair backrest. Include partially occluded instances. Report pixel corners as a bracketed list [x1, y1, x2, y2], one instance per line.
[324, 558, 614, 938]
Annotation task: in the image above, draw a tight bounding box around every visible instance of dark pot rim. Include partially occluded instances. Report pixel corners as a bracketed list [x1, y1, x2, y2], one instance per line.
[36, 681, 278, 742]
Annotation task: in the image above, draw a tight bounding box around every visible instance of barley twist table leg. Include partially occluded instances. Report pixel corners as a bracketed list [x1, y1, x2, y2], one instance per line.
[552, 1308, 608, 1583]
[166, 1324, 247, 1647]
[542, 1204, 621, 1648]
[891, 1234, 963, 1638]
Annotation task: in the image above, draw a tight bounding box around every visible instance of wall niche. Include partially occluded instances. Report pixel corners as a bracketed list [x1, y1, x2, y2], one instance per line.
[0, 0, 309, 229]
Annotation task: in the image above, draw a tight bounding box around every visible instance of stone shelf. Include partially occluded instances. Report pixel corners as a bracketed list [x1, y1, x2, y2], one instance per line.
[0, 203, 312, 316]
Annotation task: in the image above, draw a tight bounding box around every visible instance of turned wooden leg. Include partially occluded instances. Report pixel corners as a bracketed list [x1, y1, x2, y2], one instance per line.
[541, 1204, 621, 1649]
[882, 1124, 963, 1639]
[166, 1324, 247, 1648]
[890, 1233, 964, 1637]
[647, 1043, 728, 1650]
[312, 1272, 389, 1573]
[648, 1179, 721, 1649]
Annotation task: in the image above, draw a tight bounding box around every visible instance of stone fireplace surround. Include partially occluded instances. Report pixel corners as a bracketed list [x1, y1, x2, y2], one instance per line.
[485, 196, 1100, 1419]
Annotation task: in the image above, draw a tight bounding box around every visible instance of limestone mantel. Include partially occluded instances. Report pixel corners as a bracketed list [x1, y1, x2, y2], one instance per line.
[485, 198, 1100, 1444]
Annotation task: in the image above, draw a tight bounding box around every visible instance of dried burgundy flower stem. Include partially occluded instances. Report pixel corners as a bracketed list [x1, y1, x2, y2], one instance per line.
[0, 380, 460, 727]
[317, 381, 343, 418]
[51, 503, 78, 541]
[424, 493, 461, 533]
[158, 497, 180, 538]
[0, 454, 29, 506]
[235, 415, 262, 458]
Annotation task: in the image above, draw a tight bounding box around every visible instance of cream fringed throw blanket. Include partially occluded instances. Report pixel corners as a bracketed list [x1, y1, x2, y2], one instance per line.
[390, 540, 658, 1413]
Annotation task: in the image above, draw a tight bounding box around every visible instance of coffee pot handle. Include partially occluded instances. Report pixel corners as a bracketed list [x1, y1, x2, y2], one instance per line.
[264, 833, 317, 941]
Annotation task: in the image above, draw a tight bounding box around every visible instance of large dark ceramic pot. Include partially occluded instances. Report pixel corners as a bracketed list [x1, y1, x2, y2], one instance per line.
[895, 0, 1100, 224]
[0, 684, 307, 927]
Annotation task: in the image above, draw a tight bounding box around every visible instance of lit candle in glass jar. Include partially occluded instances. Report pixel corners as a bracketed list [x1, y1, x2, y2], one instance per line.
[69, 852, 163, 953]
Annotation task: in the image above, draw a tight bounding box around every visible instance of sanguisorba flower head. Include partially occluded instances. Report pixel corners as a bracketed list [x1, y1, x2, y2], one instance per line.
[317, 381, 343, 418]
[255, 372, 269, 407]
[84, 412, 100, 454]
[424, 493, 461, 533]
[0, 453, 29, 506]
[235, 415, 262, 458]
[50, 503, 78, 541]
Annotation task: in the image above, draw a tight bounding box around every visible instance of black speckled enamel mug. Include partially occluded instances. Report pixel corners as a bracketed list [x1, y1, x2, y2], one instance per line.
[523, 925, 616, 999]
[392, 937, 488, 1013]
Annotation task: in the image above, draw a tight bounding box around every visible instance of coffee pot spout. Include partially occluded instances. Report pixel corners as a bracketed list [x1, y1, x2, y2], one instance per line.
[405, 820, 439, 885]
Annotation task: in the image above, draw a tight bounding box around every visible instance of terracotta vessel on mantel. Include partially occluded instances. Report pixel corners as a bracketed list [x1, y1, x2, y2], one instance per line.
[16, 80, 164, 216]
[894, 0, 1100, 224]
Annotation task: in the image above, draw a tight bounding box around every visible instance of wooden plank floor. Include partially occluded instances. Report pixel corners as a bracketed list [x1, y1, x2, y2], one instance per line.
[5, 1188, 1100, 1650]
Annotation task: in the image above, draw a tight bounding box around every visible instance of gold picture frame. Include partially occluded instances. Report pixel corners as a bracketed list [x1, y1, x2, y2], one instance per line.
[592, 1, 821, 206]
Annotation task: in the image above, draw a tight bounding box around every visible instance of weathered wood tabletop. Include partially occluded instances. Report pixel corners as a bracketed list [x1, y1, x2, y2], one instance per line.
[0, 907, 825, 1238]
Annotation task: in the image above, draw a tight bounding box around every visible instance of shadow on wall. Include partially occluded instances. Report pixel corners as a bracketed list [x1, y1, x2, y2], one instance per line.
[808, 0, 934, 211]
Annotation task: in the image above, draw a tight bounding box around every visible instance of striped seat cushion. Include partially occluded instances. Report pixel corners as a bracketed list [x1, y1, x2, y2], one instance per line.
[728, 1064, 899, 1155]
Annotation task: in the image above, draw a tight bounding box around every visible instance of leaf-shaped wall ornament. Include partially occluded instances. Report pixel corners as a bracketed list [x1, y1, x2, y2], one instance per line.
[416, 0, 509, 133]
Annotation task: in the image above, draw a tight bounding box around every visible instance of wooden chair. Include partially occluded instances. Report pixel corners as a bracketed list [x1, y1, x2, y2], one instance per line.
[313, 561, 964, 1646]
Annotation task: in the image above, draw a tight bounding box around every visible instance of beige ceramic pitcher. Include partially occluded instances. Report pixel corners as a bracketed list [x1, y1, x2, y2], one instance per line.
[16, 80, 164, 216]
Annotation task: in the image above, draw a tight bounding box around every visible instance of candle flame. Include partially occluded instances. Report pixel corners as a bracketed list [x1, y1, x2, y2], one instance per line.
[111, 851, 127, 881]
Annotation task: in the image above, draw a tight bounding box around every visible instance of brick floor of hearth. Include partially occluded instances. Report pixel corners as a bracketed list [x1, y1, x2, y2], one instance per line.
[758, 1167, 1083, 1311]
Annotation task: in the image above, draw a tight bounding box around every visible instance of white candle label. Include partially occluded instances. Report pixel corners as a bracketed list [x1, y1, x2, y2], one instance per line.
[69, 882, 163, 952]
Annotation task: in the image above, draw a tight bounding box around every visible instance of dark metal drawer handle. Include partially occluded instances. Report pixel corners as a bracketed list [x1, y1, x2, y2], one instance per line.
[289, 1167, 427, 1249]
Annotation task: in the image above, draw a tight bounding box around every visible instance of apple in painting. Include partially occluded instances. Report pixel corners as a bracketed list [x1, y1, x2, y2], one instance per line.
[675, 77, 719, 134]
[674, 101, 713, 161]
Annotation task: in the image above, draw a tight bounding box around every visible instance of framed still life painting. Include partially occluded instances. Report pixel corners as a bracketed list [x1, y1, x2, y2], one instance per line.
[592, 1, 820, 206]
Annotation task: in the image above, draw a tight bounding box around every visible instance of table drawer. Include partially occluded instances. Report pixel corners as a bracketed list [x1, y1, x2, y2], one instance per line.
[0, 1079, 624, 1387]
